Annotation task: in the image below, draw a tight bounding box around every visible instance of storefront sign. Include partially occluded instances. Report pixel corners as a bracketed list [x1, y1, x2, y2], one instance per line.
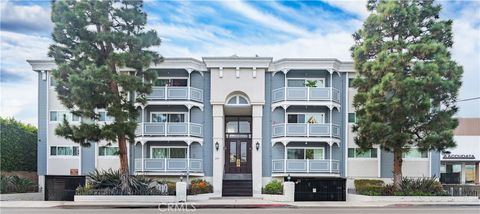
[442, 154, 476, 160]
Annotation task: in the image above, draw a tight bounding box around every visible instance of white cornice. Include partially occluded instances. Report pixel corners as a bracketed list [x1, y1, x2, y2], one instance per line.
[202, 56, 273, 68]
[269, 58, 354, 72]
[27, 60, 57, 71]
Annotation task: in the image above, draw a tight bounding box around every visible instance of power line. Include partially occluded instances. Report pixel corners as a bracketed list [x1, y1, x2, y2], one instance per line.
[457, 97, 480, 102]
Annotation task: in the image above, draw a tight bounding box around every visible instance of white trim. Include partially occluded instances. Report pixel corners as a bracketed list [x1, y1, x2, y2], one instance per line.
[286, 147, 326, 160]
[149, 146, 188, 159]
[150, 112, 187, 123]
[344, 74, 348, 178]
[45, 71, 49, 175]
[225, 94, 250, 106]
[49, 145, 80, 158]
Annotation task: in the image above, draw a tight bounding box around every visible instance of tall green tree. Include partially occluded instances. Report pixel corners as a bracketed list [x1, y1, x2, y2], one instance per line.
[0, 118, 37, 172]
[351, 0, 462, 188]
[48, 0, 161, 192]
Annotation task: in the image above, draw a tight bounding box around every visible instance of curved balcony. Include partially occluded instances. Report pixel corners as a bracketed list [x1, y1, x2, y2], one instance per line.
[135, 122, 203, 138]
[272, 123, 340, 138]
[272, 87, 340, 106]
[272, 159, 340, 175]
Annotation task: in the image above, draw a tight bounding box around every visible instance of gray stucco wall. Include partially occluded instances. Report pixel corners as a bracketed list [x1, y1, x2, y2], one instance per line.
[202, 72, 213, 176]
[430, 151, 440, 177]
[37, 72, 47, 175]
[190, 71, 203, 89]
[381, 149, 394, 178]
[81, 143, 96, 175]
[339, 73, 346, 177]
[262, 72, 272, 177]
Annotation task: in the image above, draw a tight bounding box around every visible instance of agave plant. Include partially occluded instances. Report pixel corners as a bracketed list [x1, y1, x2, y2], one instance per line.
[0, 175, 11, 193]
[10, 176, 35, 193]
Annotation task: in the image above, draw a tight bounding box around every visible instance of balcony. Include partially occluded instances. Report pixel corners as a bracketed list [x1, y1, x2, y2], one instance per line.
[135, 122, 203, 138]
[272, 87, 340, 103]
[272, 159, 340, 174]
[272, 123, 340, 138]
[135, 158, 203, 173]
[144, 86, 203, 103]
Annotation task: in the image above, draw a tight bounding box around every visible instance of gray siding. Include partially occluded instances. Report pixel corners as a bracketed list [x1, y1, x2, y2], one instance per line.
[190, 71, 203, 89]
[190, 142, 202, 159]
[202, 72, 213, 176]
[262, 72, 272, 176]
[191, 107, 203, 123]
[272, 72, 285, 90]
[81, 143, 96, 175]
[37, 72, 47, 175]
[381, 150, 394, 178]
[272, 142, 284, 159]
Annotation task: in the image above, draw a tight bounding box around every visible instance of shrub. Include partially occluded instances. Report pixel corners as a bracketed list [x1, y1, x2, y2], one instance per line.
[354, 179, 384, 195]
[395, 177, 446, 196]
[0, 118, 37, 171]
[188, 179, 213, 195]
[10, 176, 36, 193]
[0, 175, 11, 193]
[263, 180, 283, 195]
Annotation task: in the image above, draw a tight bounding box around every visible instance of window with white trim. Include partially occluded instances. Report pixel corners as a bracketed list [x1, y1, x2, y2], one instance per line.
[287, 78, 325, 88]
[287, 113, 325, 124]
[49, 111, 80, 123]
[403, 149, 428, 159]
[151, 112, 186, 123]
[226, 95, 249, 105]
[50, 146, 79, 156]
[287, 148, 325, 160]
[98, 146, 119, 156]
[348, 148, 377, 158]
[151, 147, 187, 159]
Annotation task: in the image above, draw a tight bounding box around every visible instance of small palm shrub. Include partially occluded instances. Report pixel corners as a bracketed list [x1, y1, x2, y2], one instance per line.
[263, 180, 283, 195]
[10, 176, 36, 193]
[394, 177, 446, 196]
[188, 179, 213, 195]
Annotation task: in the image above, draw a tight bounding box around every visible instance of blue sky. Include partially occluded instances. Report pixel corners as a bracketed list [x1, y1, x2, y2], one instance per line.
[1, 0, 479, 125]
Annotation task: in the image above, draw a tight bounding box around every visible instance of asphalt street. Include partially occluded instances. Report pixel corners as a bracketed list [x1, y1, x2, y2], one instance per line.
[1, 206, 479, 214]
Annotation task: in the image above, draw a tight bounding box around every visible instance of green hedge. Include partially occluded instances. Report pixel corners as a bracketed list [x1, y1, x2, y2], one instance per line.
[354, 179, 385, 196]
[262, 180, 283, 195]
[0, 118, 37, 171]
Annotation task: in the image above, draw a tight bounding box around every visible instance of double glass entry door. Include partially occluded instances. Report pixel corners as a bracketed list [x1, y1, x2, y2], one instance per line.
[225, 140, 252, 173]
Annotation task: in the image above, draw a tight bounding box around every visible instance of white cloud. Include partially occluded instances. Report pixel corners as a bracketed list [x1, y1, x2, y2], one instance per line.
[321, 0, 369, 19]
[220, 0, 310, 36]
[0, 0, 52, 33]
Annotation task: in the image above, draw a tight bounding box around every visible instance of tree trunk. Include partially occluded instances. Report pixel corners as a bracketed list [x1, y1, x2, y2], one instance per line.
[393, 147, 403, 190]
[118, 135, 131, 193]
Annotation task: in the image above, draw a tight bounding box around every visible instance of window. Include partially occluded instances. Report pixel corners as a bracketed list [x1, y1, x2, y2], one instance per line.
[226, 95, 249, 105]
[403, 149, 428, 159]
[151, 147, 187, 159]
[348, 148, 378, 158]
[225, 118, 251, 134]
[287, 113, 325, 124]
[348, 78, 355, 88]
[50, 111, 80, 123]
[287, 78, 325, 88]
[154, 78, 188, 87]
[50, 146, 79, 156]
[287, 148, 324, 160]
[348, 113, 356, 123]
[98, 146, 119, 156]
[151, 113, 186, 123]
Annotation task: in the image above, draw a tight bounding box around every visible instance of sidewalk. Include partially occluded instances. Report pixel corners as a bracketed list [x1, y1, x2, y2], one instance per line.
[1, 198, 479, 209]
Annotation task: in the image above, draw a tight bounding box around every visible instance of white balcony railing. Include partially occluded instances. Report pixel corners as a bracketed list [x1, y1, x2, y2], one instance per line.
[272, 87, 340, 103]
[141, 86, 203, 103]
[272, 123, 340, 138]
[272, 159, 340, 174]
[135, 158, 203, 173]
[135, 122, 203, 137]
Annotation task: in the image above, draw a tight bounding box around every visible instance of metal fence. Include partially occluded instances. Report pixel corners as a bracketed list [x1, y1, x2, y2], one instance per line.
[443, 185, 480, 196]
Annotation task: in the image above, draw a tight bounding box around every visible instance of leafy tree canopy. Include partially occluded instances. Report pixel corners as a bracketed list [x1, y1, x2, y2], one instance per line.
[0, 117, 37, 171]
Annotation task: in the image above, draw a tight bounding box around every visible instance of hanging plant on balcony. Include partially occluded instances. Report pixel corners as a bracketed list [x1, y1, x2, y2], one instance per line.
[305, 80, 317, 87]
[307, 116, 317, 124]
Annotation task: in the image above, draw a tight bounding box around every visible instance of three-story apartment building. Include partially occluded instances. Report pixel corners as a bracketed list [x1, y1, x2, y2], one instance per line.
[28, 56, 440, 200]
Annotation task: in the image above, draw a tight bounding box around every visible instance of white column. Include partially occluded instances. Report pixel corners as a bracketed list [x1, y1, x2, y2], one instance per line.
[187, 107, 191, 136]
[460, 163, 466, 184]
[141, 107, 145, 136]
[284, 143, 287, 173]
[252, 105, 263, 197]
[141, 142, 145, 172]
[329, 143, 333, 173]
[330, 108, 333, 138]
[212, 105, 224, 196]
[187, 71, 191, 100]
